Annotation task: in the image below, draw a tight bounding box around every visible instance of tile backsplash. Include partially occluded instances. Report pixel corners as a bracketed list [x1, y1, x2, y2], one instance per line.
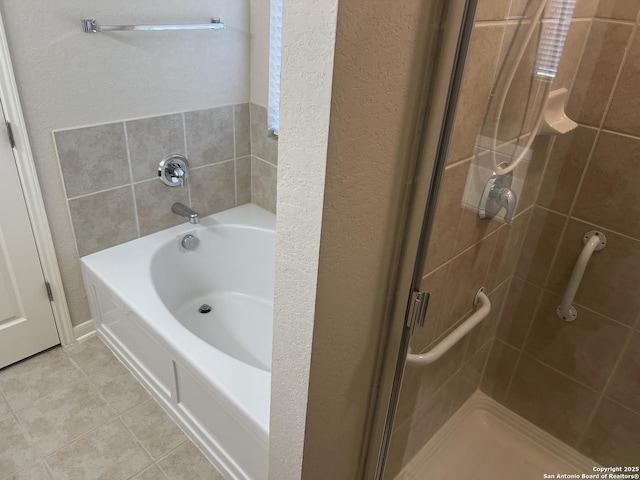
[54, 103, 277, 256]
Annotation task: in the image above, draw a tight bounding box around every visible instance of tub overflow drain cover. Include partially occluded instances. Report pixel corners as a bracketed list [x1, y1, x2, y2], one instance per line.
[199, 304, 212, 314]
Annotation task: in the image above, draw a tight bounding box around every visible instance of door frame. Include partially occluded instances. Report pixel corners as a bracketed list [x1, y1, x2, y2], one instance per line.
[0, 10, 74, 345]
[362, 0, 478, 477]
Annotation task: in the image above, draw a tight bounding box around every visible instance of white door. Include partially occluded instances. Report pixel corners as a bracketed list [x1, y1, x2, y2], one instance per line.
[0, 107, 59, 369]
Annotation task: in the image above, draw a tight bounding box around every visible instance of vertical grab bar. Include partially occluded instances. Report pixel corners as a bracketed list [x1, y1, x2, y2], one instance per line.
[557, 230, 606, 321]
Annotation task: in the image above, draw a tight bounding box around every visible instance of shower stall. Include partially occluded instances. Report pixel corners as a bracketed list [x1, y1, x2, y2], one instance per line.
[366, 0, 640, 477]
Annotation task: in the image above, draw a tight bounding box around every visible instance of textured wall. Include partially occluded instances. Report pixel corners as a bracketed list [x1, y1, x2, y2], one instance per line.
[483, 2, 640, 466]
[299, 0, 440, 478]
[268, 0, 338, 478]
[0, 0, 249, 326]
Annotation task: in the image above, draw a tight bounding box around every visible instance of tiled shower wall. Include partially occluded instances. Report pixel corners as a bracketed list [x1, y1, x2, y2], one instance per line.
[54, 103, 277, 257]
[385, 1, 597, 477]
[482, 2, 640, 466]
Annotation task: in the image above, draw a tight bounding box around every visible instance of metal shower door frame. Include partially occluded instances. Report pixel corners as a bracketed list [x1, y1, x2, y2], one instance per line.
[362, 0, 479, 477]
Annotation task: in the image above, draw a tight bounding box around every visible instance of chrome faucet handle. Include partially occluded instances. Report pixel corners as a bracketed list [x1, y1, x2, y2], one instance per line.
[479, 162, 518, 224]
[159, 154, 188, 188]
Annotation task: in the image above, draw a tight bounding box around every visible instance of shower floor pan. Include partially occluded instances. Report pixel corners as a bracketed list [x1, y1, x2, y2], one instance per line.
[397, 391, 598, 480]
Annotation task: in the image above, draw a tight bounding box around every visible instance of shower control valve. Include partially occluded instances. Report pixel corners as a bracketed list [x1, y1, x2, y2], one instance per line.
[159, 153, 188, 187]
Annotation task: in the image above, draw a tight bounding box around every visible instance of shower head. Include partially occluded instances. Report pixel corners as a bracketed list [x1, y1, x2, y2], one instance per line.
[534, 0, 577, 81]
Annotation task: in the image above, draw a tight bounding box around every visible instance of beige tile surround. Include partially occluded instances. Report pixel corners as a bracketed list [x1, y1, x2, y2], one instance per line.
[387, 1, 640, 476]
[54, 103, 277, 258]
[483, 2, 640, 467]
[0, 337, 224, 480]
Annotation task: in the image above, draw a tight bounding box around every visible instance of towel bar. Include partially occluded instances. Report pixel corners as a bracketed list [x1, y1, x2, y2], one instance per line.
[82, 18, 226, 34]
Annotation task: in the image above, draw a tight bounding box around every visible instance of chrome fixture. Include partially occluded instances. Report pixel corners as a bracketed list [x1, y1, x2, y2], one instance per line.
[199, 304, 212, 314]
[478, 162, 518, 224]
[159, 154, 188, 188]
[82, 18, 226, 34]
[172, 202, 199, 225]
[180, 233, 200, 251]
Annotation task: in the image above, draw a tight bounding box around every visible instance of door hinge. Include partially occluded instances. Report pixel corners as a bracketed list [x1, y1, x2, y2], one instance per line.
[6, 122, 15, 149]
[406, 290, 430, 336]
[45, 281, 54, 302]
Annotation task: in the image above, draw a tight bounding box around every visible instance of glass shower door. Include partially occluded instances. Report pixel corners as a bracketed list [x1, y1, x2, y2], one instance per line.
[376, 0, 640, 478]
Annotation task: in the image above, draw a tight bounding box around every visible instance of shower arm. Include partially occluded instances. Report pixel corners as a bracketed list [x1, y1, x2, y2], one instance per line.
[406, 288, 491, 366]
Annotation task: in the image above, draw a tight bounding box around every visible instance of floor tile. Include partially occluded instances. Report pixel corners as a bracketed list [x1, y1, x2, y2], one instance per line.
[83, 354, 149, 414]
[158, 442, 225, 480]
[0, 415, 38, 477]
[46, 419, 152, 480]
[0, 392, 10, 418]
[132, 465, 168, 480]
[16, 379, 115, 456]
[123, 399, 186, 460]
[4, 462, 53, 480]
[64, 336, 115, 376]
[0, 349, 83, 410]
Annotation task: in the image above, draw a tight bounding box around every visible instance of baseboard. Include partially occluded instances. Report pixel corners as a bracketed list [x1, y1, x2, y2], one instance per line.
[72, 319, 96, 342]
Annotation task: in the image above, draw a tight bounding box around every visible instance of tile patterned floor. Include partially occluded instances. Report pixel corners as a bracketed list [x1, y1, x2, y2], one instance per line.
[0, 336, 226, 480]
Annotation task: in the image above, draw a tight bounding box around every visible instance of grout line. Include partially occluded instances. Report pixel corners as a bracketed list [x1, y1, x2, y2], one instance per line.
[51, 103, 243, 135]
[251, 152, 277, 168]
[515, 275, 636, 330]
[391, 338, 478, 436]
[575, 327, 636, 448]
[591, 16, 638, 27]
[189, 158, 235, 171]
[518, 352, 602, 395]
[249, 105, 254, 204]
[426, 203, 535, 279]
[564, 17, 594, 101]
[596, 23, 637, 132]
[123, 123, 141, 238]
[52, 134, 84, 261]
[599, 127, 640, 141]
[182, 113, 193, 209]
[500, 276, 547, 404]
[233, 106, 238, 207]
[527, 133, 555, 209]
[67, 183, 132, 201]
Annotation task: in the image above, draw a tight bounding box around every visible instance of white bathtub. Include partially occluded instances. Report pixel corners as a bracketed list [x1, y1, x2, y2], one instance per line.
[81, 203, 275, 480]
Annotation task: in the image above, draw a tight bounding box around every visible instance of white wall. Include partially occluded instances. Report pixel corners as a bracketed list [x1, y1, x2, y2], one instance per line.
[250, 0, 270, 107]
[269, 0, 339, 478]
[0, 0, 249, 324]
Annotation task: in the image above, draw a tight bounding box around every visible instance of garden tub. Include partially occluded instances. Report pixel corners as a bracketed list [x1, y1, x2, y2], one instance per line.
[81, 203, 275, 480]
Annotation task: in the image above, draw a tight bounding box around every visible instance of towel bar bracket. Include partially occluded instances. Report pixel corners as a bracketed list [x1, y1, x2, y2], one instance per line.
[583, 230, 607, 251]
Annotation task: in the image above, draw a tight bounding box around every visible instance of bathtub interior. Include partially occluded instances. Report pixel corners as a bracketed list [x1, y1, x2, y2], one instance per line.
[151, 225, 276, 372]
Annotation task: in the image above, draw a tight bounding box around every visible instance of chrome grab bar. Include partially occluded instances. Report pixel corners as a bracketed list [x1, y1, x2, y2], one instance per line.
[82, 18, 226, 34]
[556, 230, 606, 322]
[406, 288, 491, 367]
